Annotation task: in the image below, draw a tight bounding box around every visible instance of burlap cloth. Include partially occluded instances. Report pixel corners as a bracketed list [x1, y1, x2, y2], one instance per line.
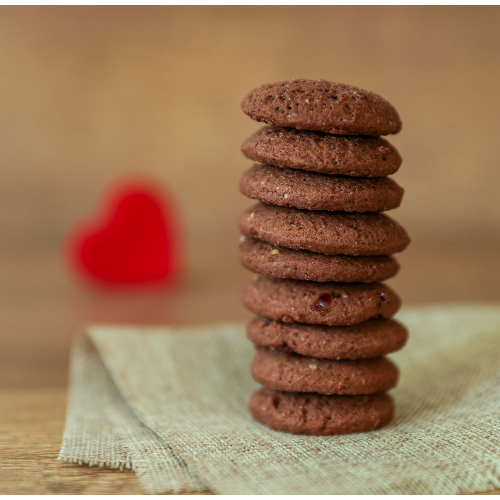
[58, 305, 500, 494]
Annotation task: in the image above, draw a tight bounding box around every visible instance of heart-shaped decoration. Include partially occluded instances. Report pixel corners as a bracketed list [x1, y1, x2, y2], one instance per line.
[67, 180, 183, 287]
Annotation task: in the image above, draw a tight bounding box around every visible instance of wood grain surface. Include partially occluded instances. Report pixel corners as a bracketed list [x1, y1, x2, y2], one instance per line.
[1, 6, 500, 495]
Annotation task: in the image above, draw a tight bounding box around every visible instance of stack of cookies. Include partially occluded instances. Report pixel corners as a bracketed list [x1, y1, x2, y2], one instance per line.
[237, 80, 410, 436]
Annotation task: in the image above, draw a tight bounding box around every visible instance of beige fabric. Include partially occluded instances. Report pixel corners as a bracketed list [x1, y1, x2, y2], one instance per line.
[58, 334, 131, 470]
[59, 335, 205, 493]
[59, 305, 500, 494]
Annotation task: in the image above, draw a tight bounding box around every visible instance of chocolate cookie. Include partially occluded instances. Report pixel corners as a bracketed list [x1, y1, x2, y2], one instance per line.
[239, 164, 404, 212]
[238, 203, 410, 256]
[247, 316, 408, 360]
[239, 237, 399, 283]
[249, 388, 394, 435]
[251, 348, 398, 395]
[241, 126, 402, 177]
[241, 277, 400, 326]
[241, 80, 402, 136]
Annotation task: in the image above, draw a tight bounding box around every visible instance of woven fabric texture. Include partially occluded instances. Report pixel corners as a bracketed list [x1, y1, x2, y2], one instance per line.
[59, 305, 500, 494]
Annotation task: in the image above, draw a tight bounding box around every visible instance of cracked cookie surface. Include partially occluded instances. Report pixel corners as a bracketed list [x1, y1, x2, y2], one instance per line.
[241, 80, 402, 136]
[241, 277, 400, 326]
[251, 348, 398, 395]
[241, 126, 402, 176]
[238, 203, 410, 256]
[249, 388, 394, 435]
[247, 316, 408, 360]
[239, 237, 399, 282]
[240, 163, 404, 212]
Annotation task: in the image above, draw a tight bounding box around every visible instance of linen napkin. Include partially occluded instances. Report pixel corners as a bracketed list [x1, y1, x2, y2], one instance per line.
[58, 305, 500, 494]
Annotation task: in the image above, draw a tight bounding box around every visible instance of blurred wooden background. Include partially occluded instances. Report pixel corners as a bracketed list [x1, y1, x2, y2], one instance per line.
[1, 6, 500, 493]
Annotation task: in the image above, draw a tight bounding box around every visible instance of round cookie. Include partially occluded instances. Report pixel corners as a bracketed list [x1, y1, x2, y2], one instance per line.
[251, 348, 398, 395]
[239, 237, 400, 283]
[241, 277, 400, 326]
[239, 163, 404, 212]
[241, 126, 402, 177]
[247, 316, 408, 360]
[241, 80, 402, 136]
[238, 203, 410, 256]
[249, 388, 394, 435]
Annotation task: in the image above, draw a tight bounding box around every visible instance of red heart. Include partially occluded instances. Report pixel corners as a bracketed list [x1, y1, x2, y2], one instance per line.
[67, 180, 183, 287]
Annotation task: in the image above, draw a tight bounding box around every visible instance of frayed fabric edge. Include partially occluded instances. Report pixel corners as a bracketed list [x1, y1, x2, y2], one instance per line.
[57, 454, 132, 471]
